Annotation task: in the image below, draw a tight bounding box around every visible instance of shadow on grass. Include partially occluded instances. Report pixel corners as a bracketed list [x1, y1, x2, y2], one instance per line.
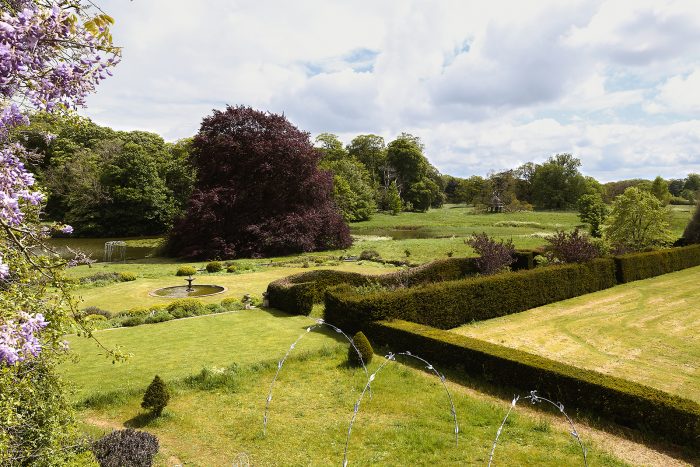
[124, 411, 159, 428]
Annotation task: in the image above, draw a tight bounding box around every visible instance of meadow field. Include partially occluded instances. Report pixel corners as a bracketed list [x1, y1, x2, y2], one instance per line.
[452, 265, 700, 402]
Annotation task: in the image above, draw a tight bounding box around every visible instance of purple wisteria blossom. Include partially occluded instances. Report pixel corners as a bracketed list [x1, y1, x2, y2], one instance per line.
[0, 2, 117, 366]
[0, 312, 49, 365]
[60, 224, 73, 234]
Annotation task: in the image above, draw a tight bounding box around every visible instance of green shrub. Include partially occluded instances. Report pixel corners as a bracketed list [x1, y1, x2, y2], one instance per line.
[92, 429, 159, 467]
[220, 297, 244, 311]
[366, 319, 700, 449]
[84, 314, 107, 321]
[79, 272, 120, 284]
[166, 298, 205, 319]
[511, 250, 535, 271]
[206, 261, 223, 273]
[359, 250, 381, 261]
[175, 266, 197, 276]
[121, 316, 145, 327]
[118, 271, 137, 282]
[614, 244, 700, 283]
[144, 311, 173, 324]
[205, 303, 225, 314]
[226, 264, 238, 273]
[184, 364, 240, 391]
[141, 375, 170, 416]
[325, 259, 617, 331]
[683, 203, 700, 244]
[82, 306, 111, 319]
[348, 331, 373, 367]
[124, 306, 150, 317]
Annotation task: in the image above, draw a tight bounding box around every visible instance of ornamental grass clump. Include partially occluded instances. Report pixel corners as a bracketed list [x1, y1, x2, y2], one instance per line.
[141, 375, 170, 417]
[348, 331, 373, 367]
[465, 232, 515, 275]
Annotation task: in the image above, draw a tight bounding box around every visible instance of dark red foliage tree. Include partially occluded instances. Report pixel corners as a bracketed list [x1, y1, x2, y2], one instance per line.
[166, 106, 352, 259]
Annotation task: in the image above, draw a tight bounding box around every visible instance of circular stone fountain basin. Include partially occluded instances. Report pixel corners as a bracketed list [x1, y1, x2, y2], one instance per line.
[149, 285, 226, 298]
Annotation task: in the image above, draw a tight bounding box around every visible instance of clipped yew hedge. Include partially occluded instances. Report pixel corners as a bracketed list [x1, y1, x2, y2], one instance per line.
[614, 244, 700, 283]
[267, 257, 479, 315]
[366, 320, 700, 449]
[325, 259, 617, 331]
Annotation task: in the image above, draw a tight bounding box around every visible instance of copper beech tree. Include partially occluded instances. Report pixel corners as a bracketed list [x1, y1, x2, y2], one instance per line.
[167, 106, 352, 259]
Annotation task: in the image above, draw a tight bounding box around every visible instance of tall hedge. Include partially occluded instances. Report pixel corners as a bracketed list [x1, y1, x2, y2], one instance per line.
[366, 320, 700, 449]
[614, 244, 700, 283]
[325, 259, 617, 331]
[267, 257, 479, 315]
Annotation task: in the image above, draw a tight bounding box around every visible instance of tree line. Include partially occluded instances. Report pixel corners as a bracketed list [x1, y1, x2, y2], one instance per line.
[18, 114, 700, 237]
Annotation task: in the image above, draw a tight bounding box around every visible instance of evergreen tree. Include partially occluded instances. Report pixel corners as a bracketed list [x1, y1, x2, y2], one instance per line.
[142, 375, 170, 416]
[386, 181, 403, 215]
[683, 202, 700, 244]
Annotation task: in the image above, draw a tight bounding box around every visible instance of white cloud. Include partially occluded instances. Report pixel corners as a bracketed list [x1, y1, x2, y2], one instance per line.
[82, 0, 700, 180]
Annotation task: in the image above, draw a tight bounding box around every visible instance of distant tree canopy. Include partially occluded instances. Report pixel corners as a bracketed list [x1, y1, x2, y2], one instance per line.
[167, 106, 351, 259]
[531, 154, 588, 209]
[17, 114, 194, 236]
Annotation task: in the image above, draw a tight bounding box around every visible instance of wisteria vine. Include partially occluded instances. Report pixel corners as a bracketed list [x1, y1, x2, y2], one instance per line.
[0, 0, 118, 366]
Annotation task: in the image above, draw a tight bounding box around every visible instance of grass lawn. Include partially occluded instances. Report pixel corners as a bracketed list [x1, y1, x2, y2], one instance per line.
[451, 265, 700, 402]
[65, 313, 625, 466]
[68, 261, 393, 313]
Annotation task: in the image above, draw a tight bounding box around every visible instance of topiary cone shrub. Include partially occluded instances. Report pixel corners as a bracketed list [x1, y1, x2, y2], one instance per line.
[348, 331, 373, 367]
[141, 375, 170, 416]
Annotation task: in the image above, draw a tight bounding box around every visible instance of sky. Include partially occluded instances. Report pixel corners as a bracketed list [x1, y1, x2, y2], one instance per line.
[83, 0, 700, 182]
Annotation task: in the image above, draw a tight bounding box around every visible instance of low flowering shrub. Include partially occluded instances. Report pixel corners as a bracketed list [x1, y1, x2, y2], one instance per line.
[545, 229, 600, 263]
[465, 232, 515, 275]
[92, 429, 159, 467]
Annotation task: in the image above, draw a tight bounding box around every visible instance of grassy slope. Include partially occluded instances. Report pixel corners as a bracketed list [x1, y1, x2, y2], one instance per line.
[451, 265, 700, 402]
[65, 316, 624, 466]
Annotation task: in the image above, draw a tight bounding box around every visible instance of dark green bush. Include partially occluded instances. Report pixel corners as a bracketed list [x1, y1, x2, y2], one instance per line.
[141, 375, 170, 416]
[614, 244, 700, 283]
[226, 264, 238, 273]
[325, 259, 617, 331]
[359, 250, 381, 261]
[118, 271, 137, 282]
[175, 266, 197, 276]
[206, 261, 223, 273]
[683, 204, 700, 244]
[267, 257, 478, 315]
[366, 320, 700, 449]
[92, 429, 159, 467]
[348, 331, 373, 367]
[121, 316, 145, 327]
[511, 250, 535, 271]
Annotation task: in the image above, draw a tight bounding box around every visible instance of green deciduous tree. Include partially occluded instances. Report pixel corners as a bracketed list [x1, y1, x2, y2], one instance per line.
[322, 159, 377, 222]
[605, 187, 672, 251]
[347, 134, 386, 186]
[650, 176, 671, 205]
[315, 133, 348, 163]
[577, 193, 608, 237]
[531, 154, 588, 209]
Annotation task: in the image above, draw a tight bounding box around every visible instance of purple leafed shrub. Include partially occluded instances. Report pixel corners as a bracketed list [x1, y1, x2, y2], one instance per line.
[167, 106, 351, 259]
[92, 429, 159, 467]
[545, 228, 600, 263]
[465, 233, 515, 275]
